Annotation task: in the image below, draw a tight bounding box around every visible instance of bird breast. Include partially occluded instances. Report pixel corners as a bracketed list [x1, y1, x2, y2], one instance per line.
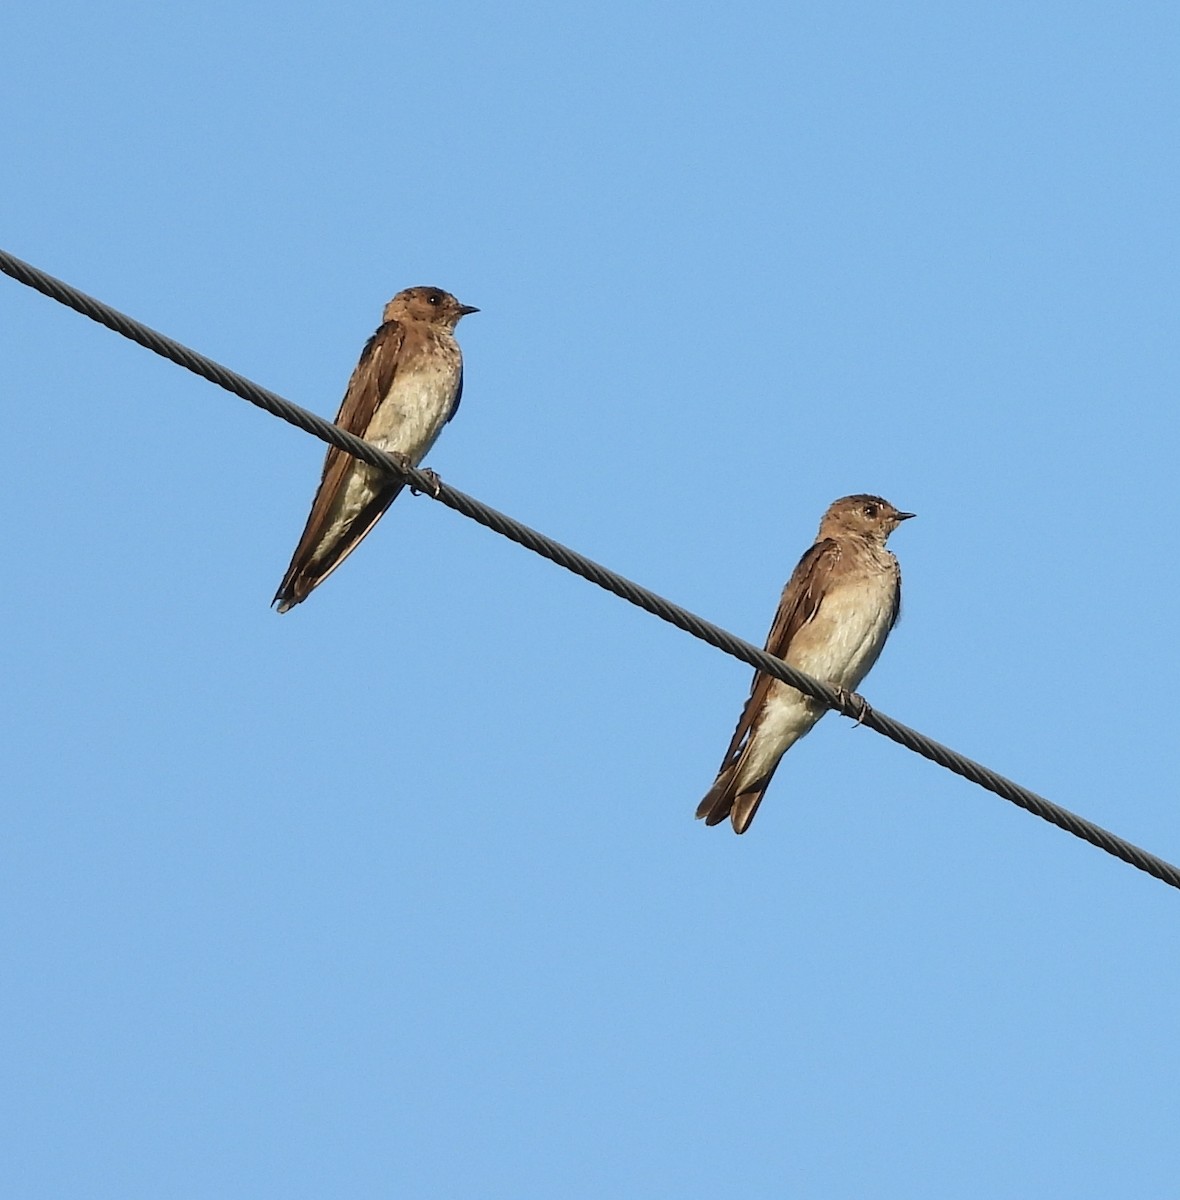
[786, 556, 899, 692]
[368, 352, 462, 461]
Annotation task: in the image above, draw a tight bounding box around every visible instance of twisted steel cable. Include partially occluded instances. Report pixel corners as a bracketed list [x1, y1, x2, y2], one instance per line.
[3, 247, 1176, 890]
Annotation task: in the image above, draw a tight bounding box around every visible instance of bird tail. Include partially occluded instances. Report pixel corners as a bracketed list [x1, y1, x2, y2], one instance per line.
[272, 485, 402, 613]
[695, 764, 772, 835]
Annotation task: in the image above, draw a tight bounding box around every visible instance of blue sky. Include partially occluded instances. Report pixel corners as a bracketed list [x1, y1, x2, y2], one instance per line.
[3, 2, 1179, 1196]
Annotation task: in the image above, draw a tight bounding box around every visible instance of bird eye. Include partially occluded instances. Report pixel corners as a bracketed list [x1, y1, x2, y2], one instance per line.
[863, 503, 878, 518]
[428, 293, 441, 305]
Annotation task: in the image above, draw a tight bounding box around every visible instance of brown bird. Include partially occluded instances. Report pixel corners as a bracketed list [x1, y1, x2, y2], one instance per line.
[697, 495, 914, 833]
[273, 286, 478, 612]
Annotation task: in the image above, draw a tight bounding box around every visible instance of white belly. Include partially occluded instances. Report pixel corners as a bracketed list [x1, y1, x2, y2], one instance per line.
[789, 577, 896, 693]
[735, 568, 898, 789]
[318, 365, 459, 545]
[367, 362, 458, 463]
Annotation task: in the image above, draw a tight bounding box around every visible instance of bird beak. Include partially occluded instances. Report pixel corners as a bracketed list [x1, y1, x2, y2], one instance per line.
[457, 304, 480, 317]
[895, 511, 916, 521]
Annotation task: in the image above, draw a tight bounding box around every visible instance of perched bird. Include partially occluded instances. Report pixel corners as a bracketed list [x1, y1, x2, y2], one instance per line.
[273, 286, 478, 612]
[697, 495, 914, 834]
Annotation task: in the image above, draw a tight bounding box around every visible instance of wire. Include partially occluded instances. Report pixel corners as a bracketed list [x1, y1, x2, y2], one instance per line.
[3, 246, 1177, 891]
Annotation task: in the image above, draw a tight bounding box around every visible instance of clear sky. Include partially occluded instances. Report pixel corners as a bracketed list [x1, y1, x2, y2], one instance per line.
[3, 2, 1178, 1196]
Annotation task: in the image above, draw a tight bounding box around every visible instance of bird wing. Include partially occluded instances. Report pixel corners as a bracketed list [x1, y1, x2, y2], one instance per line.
[272, 321, 405, 609]
[715, 538, 842, 772]
[888, 555, 902, 631]
[447, 365, 464, 422]
[695, 538, 842, 830]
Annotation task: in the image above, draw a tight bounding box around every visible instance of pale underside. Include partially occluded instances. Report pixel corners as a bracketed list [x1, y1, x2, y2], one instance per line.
[733, 567, 898, 792]
[309, 363, 457, 561]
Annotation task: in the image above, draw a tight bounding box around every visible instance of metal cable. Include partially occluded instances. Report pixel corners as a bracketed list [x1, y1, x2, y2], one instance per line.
[3, 246, 1176, 890]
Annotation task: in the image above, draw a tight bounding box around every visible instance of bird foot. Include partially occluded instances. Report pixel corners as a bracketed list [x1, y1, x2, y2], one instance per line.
[410, 467, 442, 498]
[383, 449, 413, 478]
[834, 687, 871, 726]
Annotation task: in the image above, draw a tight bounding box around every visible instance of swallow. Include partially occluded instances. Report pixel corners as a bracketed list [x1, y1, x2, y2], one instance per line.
[273, 286, 477, 612]
[697, 494, 914, 833]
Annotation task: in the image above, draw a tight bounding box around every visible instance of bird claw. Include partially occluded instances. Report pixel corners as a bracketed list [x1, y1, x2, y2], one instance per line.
[834, 687, 871, 726]
[410, 467, 442, 499]
[383, 449, 412, 478]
